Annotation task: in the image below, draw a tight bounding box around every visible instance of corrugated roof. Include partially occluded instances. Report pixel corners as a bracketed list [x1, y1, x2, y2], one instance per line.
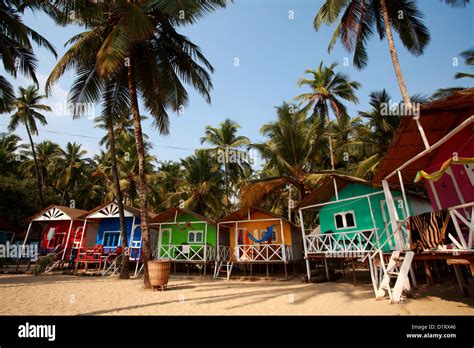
[373, 88, 474, 185]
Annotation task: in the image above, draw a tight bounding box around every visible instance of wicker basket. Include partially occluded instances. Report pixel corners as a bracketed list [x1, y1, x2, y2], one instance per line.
[148, 259, 171, 291]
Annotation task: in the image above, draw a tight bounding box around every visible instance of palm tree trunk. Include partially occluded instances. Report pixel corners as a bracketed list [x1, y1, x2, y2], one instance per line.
[380, 0, 411, 107]
[25, 123, 44, 208]
[127, 54, 152, 288]
[107, 122, 130, 279]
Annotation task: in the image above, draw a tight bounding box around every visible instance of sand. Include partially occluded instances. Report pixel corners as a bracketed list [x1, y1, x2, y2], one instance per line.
[0, 273, 473, 315]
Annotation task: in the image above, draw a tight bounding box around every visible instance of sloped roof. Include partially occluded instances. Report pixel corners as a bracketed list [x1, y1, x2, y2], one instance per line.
[373, 88, 474, 185]
[150, 208, 216, 225]
[26, 205, 88, 222]
[81, 201, 151, 219]
[219, 206, 293, 225]
[298, 174, 372, 209]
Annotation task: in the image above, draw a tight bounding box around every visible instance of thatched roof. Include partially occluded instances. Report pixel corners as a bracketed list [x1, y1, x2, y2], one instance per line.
[373, 88, 474, 185]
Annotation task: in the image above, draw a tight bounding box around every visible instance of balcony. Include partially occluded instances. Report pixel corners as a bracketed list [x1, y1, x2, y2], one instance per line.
[232, 244, 293, 262]
[155, 244, 217, 262]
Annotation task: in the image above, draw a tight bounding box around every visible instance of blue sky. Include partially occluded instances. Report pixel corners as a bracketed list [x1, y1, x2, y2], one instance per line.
[1, 0, 473, 166]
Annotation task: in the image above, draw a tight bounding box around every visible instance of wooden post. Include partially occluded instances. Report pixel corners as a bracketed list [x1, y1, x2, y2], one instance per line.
[62, 220, 74, 261]
[324, 258, 330, 282]
[424, 260, 434, 286]
[352, 259, 356, 286]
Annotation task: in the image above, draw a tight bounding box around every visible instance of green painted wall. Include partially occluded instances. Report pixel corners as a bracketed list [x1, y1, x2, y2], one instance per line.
[319, 183, 416, 252]
[156, 213, 217, 247]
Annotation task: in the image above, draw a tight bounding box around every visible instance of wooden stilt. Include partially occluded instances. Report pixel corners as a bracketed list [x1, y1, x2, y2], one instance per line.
[424, 260, 434, 286]
[352, 259, 356, 286]
[284, 263, 288, 280]
[266, 264, 269, 278]
[324, 258, 330, 282]
[250, 263, 253, 279]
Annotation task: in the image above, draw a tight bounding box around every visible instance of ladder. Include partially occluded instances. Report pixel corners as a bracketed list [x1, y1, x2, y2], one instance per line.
[213, 260, 233, 281]
[44, 260, 61, 273]
[370, 250, 415, 304]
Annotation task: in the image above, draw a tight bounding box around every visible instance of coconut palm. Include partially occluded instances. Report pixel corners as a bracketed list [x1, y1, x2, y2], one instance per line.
[314, 0, 470, 108]
[0, 132, 25, 174]
[0, 0, 56, 113]
[57, 142, 90, 203]
[200, 119, 251, 208]
[240, 103, 326, 209]
[8, 86, 51, 208]
[46, 0, 227, 287]
[294, 62, 360, 171]
[455, 48, 474, 79]
[167, 150, 225, 219]
[21, 140, 62, 189]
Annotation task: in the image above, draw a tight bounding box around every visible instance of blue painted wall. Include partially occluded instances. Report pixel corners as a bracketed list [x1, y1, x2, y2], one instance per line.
[96, 216, 142, 253]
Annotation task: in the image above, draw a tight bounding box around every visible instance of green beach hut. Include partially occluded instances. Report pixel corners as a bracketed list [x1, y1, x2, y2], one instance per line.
[299, 174, 432, 256]
[150, 208, 217, 273]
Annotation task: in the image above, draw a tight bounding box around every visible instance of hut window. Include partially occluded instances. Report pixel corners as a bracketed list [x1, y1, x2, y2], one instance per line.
[188, 231, 203, 243]
[103, 231, 120, 247]
[260, 228, 278, 242]
[334, 211, 356, 230]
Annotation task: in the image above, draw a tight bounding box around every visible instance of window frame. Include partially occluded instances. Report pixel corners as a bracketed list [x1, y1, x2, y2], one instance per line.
[188, 230, 204, 244]
[102, 231, 121, 247]
[334, 211, 357, 230]
[259, 227, 278, 242]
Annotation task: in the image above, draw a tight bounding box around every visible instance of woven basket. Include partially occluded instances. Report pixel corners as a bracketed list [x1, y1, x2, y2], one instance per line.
[148, 259, 171, 290]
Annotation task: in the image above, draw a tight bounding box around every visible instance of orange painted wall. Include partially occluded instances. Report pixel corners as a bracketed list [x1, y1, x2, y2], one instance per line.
[227, 211, 294, 261]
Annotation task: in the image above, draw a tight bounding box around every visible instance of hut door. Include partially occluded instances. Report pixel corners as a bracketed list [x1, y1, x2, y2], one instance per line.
[159, 228, 172, 258]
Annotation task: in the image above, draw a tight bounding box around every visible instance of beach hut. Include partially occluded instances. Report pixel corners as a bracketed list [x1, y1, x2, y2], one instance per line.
[369, 88, 474, 301]
[149, 208, 217, 274]
[21, 205, 88, 265]
[216, 206, 303, 279]
[81, 202, 146, 260]
[298, 174, 432, 283]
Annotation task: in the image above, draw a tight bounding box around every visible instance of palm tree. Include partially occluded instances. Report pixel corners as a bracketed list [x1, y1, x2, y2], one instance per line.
[0, 0, 56, 113]
[294, 62, 360, 170]
[8, 86, 51, 208]
[21, 140, 62, 189]
[455, 48, 474, 79]
[167, 150, 225, 219]
[313, 0, 469, 109]
[240, 103, 325, 209]
[46, 0, 227, 288]
[200, 119, 250, 208]
[432, 47, 473, 99]
[57, 142, 90, 203]
[0, 132, 25, 174]
[352, 90, 401, 179]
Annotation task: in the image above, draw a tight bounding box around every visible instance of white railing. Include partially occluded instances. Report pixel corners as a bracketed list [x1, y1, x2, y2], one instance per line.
[217, 245, 231, 261]
[306, 229, 378, 255]
[448, 201, 474, 250]
[156, 244, 216, 262]
[234, 244, 293, 262]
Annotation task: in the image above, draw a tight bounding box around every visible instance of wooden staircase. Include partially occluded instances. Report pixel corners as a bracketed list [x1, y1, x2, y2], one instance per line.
[213, 260, 233, 280]
[370, 250, 415, 304]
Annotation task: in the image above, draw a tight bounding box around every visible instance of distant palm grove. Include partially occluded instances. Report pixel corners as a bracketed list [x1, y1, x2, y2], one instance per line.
[0, 1, 472, 285]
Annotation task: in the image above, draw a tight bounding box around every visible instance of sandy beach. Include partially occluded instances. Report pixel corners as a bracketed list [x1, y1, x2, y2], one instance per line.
[0, 273, 472, 315]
